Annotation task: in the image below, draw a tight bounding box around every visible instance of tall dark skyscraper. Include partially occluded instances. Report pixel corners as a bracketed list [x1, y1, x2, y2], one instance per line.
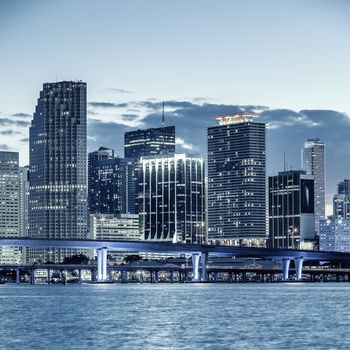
[269, 170, 315, 249]
[124, 126, 175, 159]
[88, 146, 136, 215]
[207, 113, 266, 246]
[29, 81, 87, 263]
[139, 154, 206, 244]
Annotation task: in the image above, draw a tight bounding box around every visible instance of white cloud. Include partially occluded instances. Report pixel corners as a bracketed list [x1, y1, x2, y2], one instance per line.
[176, 137, 193, 150]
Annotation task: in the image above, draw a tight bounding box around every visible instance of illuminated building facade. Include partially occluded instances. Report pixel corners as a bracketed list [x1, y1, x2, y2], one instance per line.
[207, 113, 266, 246]
[124, 126, 175, 159]
[320, 218, 350, 252]
[0, 151, 21, 264]
[139, 154, 206, 244]
[269, 170, 315, 249]
[88, 147, 137, 215]
[29, 81, 88, 263]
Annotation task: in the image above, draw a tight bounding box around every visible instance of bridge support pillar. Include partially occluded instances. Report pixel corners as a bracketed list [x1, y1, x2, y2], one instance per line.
[294, 257, 304, 281]
[192, 253, 200, 281]
[121, 270, 128, 283]
[139, 270, 144, 284]
[16, 268, 20, 284]
[47, 269, 51, 284]
[96, 248, 108, 282]
[201, 252, 208, 282]
[169, 271, 174, 283]
[31, 268, 35, 285]
[282, 258, 291, 281]
[78, 269, 82, 284]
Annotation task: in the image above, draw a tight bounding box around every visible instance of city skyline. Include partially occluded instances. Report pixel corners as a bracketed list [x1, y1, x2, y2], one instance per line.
[2, 2, 350, 349]
[1, 1, 350, 215]
[2, 85, 350, 215]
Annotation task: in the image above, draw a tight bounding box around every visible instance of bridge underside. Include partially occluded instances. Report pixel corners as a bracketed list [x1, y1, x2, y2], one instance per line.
[1, 238, 350, 283]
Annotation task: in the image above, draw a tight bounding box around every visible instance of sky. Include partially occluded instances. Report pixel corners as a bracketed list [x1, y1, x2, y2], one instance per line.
[1, 0, 350, 213]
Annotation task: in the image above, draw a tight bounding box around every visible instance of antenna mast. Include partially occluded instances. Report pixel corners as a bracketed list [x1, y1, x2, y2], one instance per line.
[161, 101, 165, 154]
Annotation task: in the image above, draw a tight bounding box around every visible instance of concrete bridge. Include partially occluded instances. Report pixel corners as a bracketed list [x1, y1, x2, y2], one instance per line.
[1, 238, 350, 282]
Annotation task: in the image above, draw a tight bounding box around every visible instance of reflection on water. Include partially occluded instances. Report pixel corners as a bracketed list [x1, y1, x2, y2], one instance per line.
[0, 283, 350, 350]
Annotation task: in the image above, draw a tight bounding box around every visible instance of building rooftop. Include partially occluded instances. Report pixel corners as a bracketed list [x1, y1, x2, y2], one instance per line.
[215, 112, 258, 125]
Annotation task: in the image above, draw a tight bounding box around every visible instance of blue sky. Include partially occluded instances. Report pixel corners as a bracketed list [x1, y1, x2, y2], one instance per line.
[1, 0, 350, 212]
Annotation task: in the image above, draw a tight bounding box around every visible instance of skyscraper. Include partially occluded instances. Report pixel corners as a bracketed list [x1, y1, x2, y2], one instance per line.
[88, 146, 136, 215]
[207, 113, 266, 246]
[337, 179, 350, 195]
[139, 154, 206, 244]
[0, 151, 21, 264]
[333, 179, 350, 220]
[302, 138, 325, 235]
[124, 126, 175, 159]
[29, 81, 87, 263]
[269, 170, 315, 249]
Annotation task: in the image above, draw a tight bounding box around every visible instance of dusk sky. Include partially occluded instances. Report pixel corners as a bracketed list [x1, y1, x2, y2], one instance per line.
[1, 0, 350, 213]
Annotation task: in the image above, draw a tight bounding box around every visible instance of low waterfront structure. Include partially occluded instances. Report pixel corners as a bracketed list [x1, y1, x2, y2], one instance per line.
[320, 217, 350, 253]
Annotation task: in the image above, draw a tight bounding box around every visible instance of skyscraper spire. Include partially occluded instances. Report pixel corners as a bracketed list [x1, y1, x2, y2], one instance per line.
[162, 101, 165, 126]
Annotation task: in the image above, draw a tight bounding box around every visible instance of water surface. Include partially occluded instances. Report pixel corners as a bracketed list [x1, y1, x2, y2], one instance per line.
[0, 283, 349, 349]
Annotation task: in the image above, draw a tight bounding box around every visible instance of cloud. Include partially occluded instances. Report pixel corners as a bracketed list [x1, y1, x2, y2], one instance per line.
[0, 118, 30, 127]
[12, 113, 31, 118]
[87, 99, 350, 207]
[88, 102, 128, 108]
[105, 88, 132, 94]
[0, 130, 21, 135]
[176, 137, 194, 151]
[0, 144, 10, 151]
[20, 138, 29, 143]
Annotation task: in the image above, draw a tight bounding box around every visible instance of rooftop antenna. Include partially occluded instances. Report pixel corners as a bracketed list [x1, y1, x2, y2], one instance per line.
[283, 152, 286, 172]
[161, 101, 165, 153]
[162, 101, 165, 127]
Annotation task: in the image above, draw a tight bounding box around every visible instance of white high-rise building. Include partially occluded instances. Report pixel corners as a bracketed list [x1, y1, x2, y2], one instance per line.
[89, 213, 140, 259]
[0, 151, 21, 264]
[302, 138, 325, 236]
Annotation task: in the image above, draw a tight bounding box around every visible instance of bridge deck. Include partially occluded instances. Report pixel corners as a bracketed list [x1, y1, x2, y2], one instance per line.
[1, 238, 350, 261]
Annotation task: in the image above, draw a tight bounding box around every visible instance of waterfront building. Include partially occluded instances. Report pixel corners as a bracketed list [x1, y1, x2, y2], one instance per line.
[269, 170, 315, 249]
[29, 81, 88, 263]
[301, 138, 325, 236]
[139, 154, 206, 244]
[320, 217, 350, 252]
[124, 126, 175, 159]
[88, 147, 137, 215]
[0, 151, 21, 264]
[207, 113, 266, 246]
[89, 213, 140, 259]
